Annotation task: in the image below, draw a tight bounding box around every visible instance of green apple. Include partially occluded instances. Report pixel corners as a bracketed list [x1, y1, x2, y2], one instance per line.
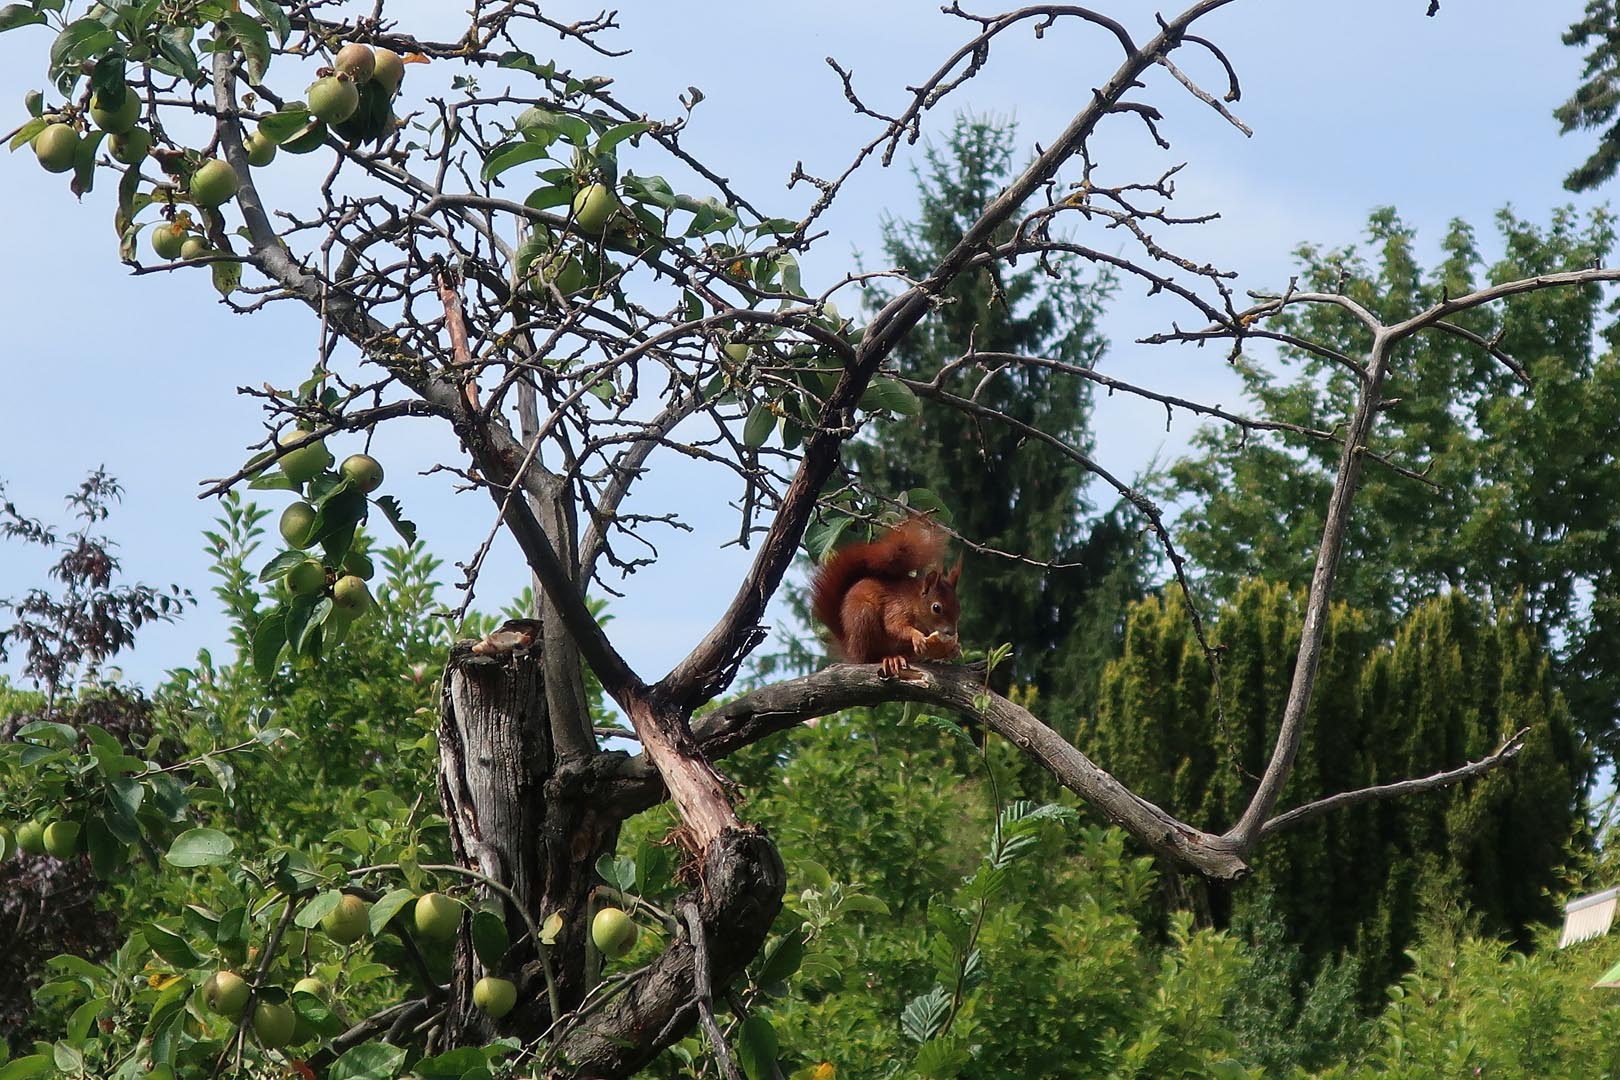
[285, 559, 326, 597]
[723, 342, 751, 364]
[308, 75, 360, 124]
[16, 819, 46, 855]
[89, 84, 139, 133]
[278, 433, 333, 484]
[339, 453, 384, 493]
[372, 47, 405, 96]
[179, 236, 210, 261]
[243, 129, 277, 167]
[341, 550, 374, 581]
[151, 222, 187, 260]
[292, 976, 326, 997]
[332, 574, 372, 616]
[109, 127, 151, 165]
[279, 501, 318, 547]
[204, 970, 250, 1018]
[472, 975, 517, 1018]
[189, 158, 238, 209]
[335, 43, 375, 83]
[591, 906, 637, 958]
[571, 182, 619, 234]
[413, 891, 460, 942]
[43, 820, 80, 858]
[253, 1000, 297, 1047]
[321, 893, 370, 945]
[33, 123, 79, 173]
[0, 824, 12, 861]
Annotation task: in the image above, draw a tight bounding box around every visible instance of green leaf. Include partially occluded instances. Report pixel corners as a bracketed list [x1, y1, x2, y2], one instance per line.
[595, 120, 652, 154]
[470, 909, 510, 968]
[0, 6, 47, 33]
[165, 827, 235, 867]
[252, 607, 287, 679]
[49, 19, 117, 92]
[329, 1042, 408, 1080]
[279, 118, 328, 154]
[372, 494, 417, 545]
[0, 1056, 52, 1080]
[8, 117, 45, 152]
[756, 928, 805, 989]
[211, 256, 241, 298]
[859, 376, 920, 416]
[143, 922, 202, 967]
[295, 890, 341, 929]
[736, 1015, 779, 1080]
[481, 139, 551, 183]
[218, 13, 271, 83]
[594, 853, 637, 893]
[743, 402, 775, 448]
[914, 1035, 972, 1079]
[243, 0, 290, 45]
[155, 26, 200, 83]
[70, 128, 103, 196]
[369, 887, 416, 937]
[901, 984, 951, 1043]
[258, 548, 310, 583]
[257, 103, 312, 144]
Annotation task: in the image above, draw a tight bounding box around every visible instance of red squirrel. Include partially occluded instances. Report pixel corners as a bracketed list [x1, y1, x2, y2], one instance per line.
[810, 517, 962, 677]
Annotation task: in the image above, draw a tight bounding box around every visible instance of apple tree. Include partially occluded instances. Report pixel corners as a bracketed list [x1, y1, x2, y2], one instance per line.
[0, 1, 1612, 1077]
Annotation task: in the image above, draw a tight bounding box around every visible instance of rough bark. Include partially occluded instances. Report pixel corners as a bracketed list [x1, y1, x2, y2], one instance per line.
[437, 644, 622, 1042]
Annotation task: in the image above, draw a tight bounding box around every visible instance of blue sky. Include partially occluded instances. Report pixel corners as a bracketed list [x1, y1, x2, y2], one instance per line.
[0, 0, 1606, 692]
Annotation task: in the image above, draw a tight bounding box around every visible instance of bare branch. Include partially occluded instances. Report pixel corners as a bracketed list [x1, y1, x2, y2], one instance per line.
[1256, 728, 1530, 839]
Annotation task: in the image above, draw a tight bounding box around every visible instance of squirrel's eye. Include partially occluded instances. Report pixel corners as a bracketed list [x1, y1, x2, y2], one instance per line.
[931, 603, 943, 615]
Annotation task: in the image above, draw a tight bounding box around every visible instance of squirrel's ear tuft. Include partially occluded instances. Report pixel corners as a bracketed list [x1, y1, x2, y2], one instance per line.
[922, 568, 940, 591]
[946, 556, 962, 587]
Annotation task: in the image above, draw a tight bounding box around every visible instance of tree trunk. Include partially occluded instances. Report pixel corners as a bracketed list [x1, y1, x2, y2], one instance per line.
[436, 643, 621, 1043]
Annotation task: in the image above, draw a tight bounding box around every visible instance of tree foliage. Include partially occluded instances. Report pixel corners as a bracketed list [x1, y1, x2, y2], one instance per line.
[1086, 580, 1586, 998]
[1171, 207, 1620, 761]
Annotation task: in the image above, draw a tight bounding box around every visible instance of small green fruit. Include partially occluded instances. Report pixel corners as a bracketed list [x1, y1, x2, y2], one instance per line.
[179, 236, 210, 261]
[33, 123, 79, 173]
[253, 1000, 297, 1048]
[16, 820, 46, 855]
[279, 501, 318, 547]
[204, 970, 250, 1018]
[90, 84, 140, 133]
[151, 222, 187, 260]
[110, 127, 151, 165]
[372, 48, 405, 96]
[308, 75, 360, 124]
[339, 453, 384, 493]
[0, 824, 14, 861]
[571, 182, 619, 234]
[413, 891, 460, 942]
[292, 976, 326, 998]
[189, 158, 238, 209]
[723, 343, 750, 364]
[341, 550, 374, 581]
[285, 559, 326, 597]
[278, 433, 333, 484]
[321, 893, 370, 944]
[243, 129, 277, 167]
[591, 906, 637, 958]
[332, 574, 372, 616]
[335, 43, 375, 84]
[43, 820, 80, 858]
[472, 976, 517, 1018]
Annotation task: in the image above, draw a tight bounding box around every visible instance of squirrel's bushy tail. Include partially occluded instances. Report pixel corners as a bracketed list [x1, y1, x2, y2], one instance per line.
[810, 517, 948, 641]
